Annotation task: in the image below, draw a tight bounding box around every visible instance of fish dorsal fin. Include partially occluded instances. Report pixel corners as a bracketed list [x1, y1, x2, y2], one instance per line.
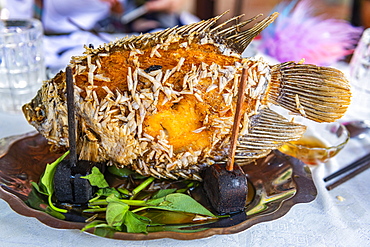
[235, 107, 306, 164]
[84, 14, 224, 55]
[211, 12, 279, 53]
[176, 12, 226, 35]
[84, 12, 278, 56]
[268, 62, 351, 122]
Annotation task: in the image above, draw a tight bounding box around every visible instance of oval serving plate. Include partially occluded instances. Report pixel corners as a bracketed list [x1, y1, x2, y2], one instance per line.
[0, 132, 317, 240]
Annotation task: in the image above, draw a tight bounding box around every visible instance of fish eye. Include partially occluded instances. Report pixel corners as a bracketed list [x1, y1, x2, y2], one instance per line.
[35, 106, 46, 122]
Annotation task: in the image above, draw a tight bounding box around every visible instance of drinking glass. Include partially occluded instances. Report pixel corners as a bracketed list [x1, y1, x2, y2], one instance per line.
[348, 28, 370, 120]
[0, 19, 45, 113]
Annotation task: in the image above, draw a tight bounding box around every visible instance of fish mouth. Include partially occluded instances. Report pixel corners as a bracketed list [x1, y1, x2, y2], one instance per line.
[22, 89, 45, 125]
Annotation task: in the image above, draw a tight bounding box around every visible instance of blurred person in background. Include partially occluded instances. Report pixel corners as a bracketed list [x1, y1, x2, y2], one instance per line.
[3, 0, 199, 74]
[361, 0, 370, 28]
[351, 0, 370, 29]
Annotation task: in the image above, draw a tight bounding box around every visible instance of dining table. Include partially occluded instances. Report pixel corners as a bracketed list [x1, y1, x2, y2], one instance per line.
[1, 59, 370, 247]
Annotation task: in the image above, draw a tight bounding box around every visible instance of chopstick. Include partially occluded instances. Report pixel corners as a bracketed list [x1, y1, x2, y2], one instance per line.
[325, 161, 370, 190]
[324, 152, 370, 182]
[324, 152, 370, 190]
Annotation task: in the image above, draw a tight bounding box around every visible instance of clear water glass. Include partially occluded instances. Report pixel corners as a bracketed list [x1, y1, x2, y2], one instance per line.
[0, 19, 45, 113]
[348, 28, 370, 120]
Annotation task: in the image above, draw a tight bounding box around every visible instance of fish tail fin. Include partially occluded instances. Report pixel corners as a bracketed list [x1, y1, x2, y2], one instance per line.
[267, 62, 351, 122]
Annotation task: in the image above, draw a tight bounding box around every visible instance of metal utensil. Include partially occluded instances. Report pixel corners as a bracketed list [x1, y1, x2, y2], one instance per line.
[121, 6, 148, 25]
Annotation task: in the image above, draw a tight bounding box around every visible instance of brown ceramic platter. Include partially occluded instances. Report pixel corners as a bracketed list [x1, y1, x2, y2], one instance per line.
[0, 132, 317, 240]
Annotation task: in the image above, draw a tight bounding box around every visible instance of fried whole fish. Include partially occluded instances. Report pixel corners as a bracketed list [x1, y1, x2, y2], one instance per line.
[23, 13, 351, 180]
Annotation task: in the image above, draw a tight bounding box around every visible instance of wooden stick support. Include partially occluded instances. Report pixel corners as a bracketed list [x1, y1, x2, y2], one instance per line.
[227, 68, 248, 171]
[66, 66, 77, 167]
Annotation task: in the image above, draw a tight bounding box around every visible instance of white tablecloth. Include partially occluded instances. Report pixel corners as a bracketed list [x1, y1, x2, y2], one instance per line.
[1, 85, 370, 247]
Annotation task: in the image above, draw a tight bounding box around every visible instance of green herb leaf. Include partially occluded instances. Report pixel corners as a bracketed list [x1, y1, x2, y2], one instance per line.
[151, 188, 177, 199]
[26, 187, 50, 211]
[94, 225, 117, 238]
[104, 195, 151, 233]
[124, 211, 150, 233]
[107, 166, 135, 177]
[40, 151, 69, 196]
[147, 224, 209, 233]
[148, 193, 216, 217]
[106, 196, 129, 227]
[45, 206, 66, 220]
[47, 194, 67, 213]
[81, 220, 107, 232]
[26, 187, 66, 219]
[30, 182, 48, 196]
[130, 176, 155, 199]
[35, 151, 69, 214]
[117, 187, 131, 196]
[81, 221, 117, 238]
[81, 166, 109, 188]
[89, 187, 121, 202]
[138, 209, 196, 225]
[83, 207, 107, 213]
[107, 166, 146, 179]
[89, 198, 147, 207]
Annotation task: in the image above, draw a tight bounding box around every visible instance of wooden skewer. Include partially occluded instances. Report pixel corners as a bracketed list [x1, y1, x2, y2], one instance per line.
[227, 68, 248, 171]
[66, 66, 77, 167]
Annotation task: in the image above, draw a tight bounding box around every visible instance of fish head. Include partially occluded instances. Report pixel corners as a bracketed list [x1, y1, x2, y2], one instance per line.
[22, 88, 47, 129]
[22, 71, 68, 149]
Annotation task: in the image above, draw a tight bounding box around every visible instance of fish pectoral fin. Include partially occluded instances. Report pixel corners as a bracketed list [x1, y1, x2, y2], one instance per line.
[268, 62, 351, 122]
[211, 12, 279, 53]
[235, 108, 306, 163]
